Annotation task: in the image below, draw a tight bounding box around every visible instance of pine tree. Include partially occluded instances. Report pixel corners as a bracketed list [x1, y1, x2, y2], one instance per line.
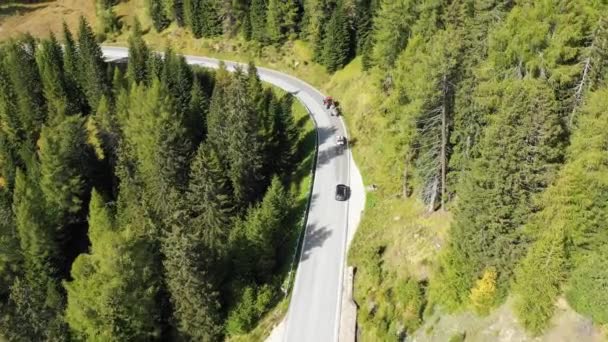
[266, 0, 282, 43]
[393, 28, 461, 211]
[444, 79, 565, 304]
[126, 19, 151, 85]
[187, 143, 234, 250]
[65, 190, 161, 340]
[162, 207, 223, 340]
[449, 0, 512, 187]
[276, 93, 299, 174]
[0, 59, 22, 146]
[174, 0, 186, 26]
[38, 115, 90, 217]
[249, 0, 267, 42]
[186, 79, 209, 145]
[513, 87, 608, 332]
[0, 136, 17, 195]
[120, 80, 192, 212]
[371, 0, 417, 68]
[281, 0, 300, 40]
[148, 0, 170, 32]
[225, 70, 264, 208]
[304, 0, 332, 56]
[354, 0, 375, 54]
[201, 0, 223, 37]
[35, 34, 73, 118]
[0, 194, 20, 302]
[10, 169, 67, 340]
[206, 64, 233, 176]
[2, 39, 46, 145]
[321, 6, 352, 72]
[96, 0, 119, 34]
[235, 177, 292, 282]
[62, 22, 88, 114]
[62, 22, 79, 82]
[184, 0, 203, 37]
[77, 17, 110, 111]
[161, 48, 194, 116]
[513, 226, 568, 334]
[258, 89, 280, 184]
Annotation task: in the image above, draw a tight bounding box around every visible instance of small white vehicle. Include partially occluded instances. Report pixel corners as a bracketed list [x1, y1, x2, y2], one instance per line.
[336, 135, 347, 146]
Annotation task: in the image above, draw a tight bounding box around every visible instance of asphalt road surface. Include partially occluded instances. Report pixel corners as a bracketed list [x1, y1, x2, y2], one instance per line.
[101, 47, 365, 342]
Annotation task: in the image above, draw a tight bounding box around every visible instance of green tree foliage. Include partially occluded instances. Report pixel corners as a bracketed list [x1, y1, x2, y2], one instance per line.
[321, 5, 352, 72]
[38, 115, 90, 217]
[162, 0, 185, 26]
[161, 48, 194, 116]
[0, 194, 20, 302]
[448, 0, 514, 191]
[184, 0, 223, 38]
[186, 143, 234, 250]
[9, 169, 67, 340]
[249, 0, 267, 42]
[126, 19, 151, 85]
[77, 17, 110, 111]
[35, 33, 74, 117]
[393, 28, 461, 211]
[513, 87, 608, 332]
[162, 208, 223, 340]
[232, 177, 292, 282]
[119, 80, 192, 205]
[187, 77, 209, 144]
[96, 0, 120, 34]
[371, 0, 417, 68]
[567, 246, 608, 325]
[65, 190, 161, 340]
[438, 80, 565, 307]
[304, 0, 333, 60]
[148, 0, 171, 32]
[266, 0, 300, 44]
[513, 226, 568, 334]
[207, 68, 264, 208]
[0, 21, 311, 339]
[1, 39, 46, 145]
[226, 284, 274, 334]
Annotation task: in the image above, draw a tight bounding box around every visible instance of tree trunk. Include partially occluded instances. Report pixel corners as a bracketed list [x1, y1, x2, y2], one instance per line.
[403, 158, 410, 198]
[441, 74, 448, 211]
[428, 176, 438, 213]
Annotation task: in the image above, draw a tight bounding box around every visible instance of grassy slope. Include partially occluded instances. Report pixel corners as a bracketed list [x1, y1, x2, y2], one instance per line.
[0, 1, 95, 41]
[0, 3, 604, 341]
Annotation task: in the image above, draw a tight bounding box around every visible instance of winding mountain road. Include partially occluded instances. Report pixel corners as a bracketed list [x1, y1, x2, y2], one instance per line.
[101, 46, 365, 342]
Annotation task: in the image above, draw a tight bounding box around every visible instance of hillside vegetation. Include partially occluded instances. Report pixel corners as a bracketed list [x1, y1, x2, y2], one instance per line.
[1, 0, 608, 341]
[0, 18, 316, 340]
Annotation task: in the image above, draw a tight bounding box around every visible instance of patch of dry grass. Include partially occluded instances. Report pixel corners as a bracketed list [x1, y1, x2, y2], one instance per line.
[0, 0, 95, 41]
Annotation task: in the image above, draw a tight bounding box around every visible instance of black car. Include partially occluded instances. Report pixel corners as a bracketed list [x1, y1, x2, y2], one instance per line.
[335, 184, 349, 201]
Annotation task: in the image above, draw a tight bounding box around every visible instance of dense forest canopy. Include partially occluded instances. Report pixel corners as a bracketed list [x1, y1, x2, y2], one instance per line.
[0, 17, 309, 340]
[2, 0, 608, 340]
[125, 0, 608, 338]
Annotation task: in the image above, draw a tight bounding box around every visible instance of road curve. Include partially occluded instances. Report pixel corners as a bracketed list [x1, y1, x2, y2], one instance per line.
[101, 46, 366, 342]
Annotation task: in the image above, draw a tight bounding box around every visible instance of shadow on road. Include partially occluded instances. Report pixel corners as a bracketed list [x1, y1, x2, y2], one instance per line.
[300, 224, 332, 262]
[317, 144, 346, 168]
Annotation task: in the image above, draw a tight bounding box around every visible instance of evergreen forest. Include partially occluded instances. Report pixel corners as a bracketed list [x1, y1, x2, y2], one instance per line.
[2, 0, 608, 340]
[0, 17, 309, 340]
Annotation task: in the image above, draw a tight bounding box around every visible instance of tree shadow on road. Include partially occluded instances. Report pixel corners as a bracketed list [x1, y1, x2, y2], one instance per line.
[317, 144, 346, 168]
[300, 224, 332, 262]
